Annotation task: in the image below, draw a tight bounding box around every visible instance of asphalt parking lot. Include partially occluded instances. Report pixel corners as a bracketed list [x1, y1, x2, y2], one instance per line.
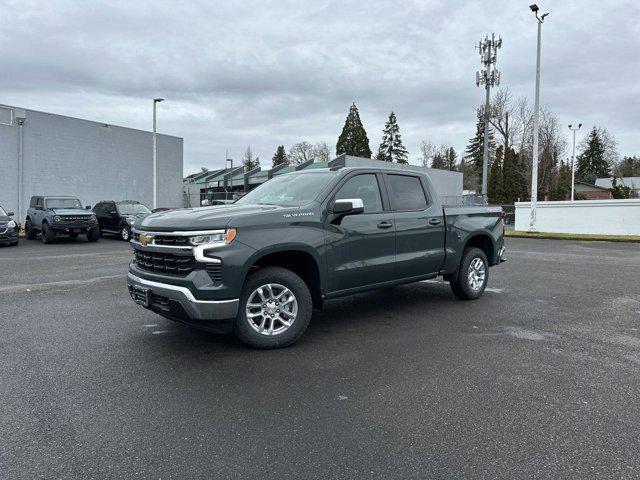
[2, 236, 640, 479]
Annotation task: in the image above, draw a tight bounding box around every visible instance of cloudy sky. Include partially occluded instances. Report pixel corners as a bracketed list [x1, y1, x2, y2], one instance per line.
[2, 0, 639, 174]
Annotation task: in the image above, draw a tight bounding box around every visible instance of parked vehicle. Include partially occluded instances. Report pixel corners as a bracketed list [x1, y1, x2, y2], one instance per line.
[151, 207, 174, 213]
[25, 196, 99, 243]
[0, 205, 19, 247]
[127, 165, 505, 348]
[93, 200, 151, 241]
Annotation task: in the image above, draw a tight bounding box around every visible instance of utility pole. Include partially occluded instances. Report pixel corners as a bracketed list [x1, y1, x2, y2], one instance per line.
[528, 4, 548, 231]
[152, 98, 164, 209]
[475, 33, 502, 200]
[568, 123, 582, 201]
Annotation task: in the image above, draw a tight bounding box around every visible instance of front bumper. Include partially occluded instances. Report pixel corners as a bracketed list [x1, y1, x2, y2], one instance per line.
[127, 272, 239, 322]
[0, 227, 19, 244]
[51, 222, 98, 233]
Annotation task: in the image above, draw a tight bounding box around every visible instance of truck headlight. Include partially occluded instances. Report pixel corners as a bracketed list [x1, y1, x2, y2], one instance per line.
[189, 228, 236, 246]
[54, 216, 61, 222]
[7, 220, 16, 228]
[88, 215, 97, 222]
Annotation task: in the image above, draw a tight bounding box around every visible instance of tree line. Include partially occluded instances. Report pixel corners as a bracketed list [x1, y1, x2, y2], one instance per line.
[218, 95, 640, 202]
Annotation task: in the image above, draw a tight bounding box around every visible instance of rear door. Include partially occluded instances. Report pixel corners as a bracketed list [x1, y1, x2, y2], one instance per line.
[383, 173, 445, 278]
[325, 173, 397, 293]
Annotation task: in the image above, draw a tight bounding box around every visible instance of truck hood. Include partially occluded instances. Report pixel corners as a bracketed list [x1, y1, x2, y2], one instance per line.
[50, 209, 93, 216]
[139, 203, 292, 231]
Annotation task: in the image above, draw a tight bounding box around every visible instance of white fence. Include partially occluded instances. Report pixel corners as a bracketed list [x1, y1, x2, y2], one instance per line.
[515, 199, 640, 235]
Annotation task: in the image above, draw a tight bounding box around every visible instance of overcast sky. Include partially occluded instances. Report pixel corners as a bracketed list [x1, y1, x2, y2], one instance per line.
[2, 0, 639, 174]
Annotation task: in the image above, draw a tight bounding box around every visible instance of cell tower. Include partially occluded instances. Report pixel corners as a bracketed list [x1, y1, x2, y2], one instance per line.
[475, 33, 502, 198]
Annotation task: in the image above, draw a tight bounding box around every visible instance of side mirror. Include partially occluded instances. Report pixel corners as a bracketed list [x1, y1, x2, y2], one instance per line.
[7, 211, 14, 216]
[331, 199, 364, 224]
[85, 205, 91, 210]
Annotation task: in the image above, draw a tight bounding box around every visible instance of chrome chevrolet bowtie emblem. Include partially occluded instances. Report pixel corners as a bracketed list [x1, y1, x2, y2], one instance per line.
[139, 233, 153, 246]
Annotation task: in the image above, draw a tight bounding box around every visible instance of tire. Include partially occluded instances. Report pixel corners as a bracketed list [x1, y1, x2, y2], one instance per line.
[234, 266, 313, 349]
[25, 220, 37, 240]
[41, 223, 55, 244]
[87, 227, 100, 242]
[449, 247, 489, 300]
[120, 225, 131, 241]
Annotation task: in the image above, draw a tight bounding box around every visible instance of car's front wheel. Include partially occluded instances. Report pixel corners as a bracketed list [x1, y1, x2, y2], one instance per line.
[449, 247, 489, 300]
[234, 266, 312, 349]
[120, 225, 131, 241]
[41, 223, 55, 244]
[87, 227, 100, 242]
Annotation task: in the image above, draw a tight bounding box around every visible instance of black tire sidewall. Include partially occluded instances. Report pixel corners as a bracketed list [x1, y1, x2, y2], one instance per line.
[25, 221, 36, 240]
[41, 223, 54, 243]
[87, 227, 100, 242]
[234, 266, 312, 349]
[456, 247, 489, 300]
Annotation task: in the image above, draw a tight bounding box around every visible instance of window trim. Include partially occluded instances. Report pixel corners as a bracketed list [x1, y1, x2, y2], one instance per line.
[328, 172, 389, 214]
[383, 173, 430, 212]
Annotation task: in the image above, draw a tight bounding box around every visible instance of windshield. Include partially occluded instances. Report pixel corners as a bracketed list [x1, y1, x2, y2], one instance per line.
[0, 206, 7, 216]
[236, 172, 337, 207]
[117, 203, 151, 215]
[45, 198, 82, 209]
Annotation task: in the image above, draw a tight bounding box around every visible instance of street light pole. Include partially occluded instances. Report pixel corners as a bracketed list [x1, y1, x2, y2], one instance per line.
[568, 123, 582, 201]
[152, 98, 164, 209]
[528, 4, 548, 232]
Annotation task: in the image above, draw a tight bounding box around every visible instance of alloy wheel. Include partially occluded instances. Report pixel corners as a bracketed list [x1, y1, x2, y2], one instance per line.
[245, 283, 298, 336]
[121, 227, 130, 241]
[467, 257, 486, 291]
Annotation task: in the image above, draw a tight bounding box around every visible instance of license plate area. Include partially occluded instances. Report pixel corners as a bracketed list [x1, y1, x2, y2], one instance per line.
[131, 285, 150, 307]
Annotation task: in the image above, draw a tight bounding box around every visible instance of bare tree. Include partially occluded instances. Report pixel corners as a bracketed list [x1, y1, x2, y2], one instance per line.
[288, 142, 315, 165]
[312, 142, 332, 163]
[418, 140, 437, 168]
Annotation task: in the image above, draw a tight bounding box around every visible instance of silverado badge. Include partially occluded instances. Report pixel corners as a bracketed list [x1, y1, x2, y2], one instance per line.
[139, 233, 153, 246]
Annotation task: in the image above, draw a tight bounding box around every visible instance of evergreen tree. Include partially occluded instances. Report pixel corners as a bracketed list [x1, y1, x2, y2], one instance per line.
[549, 160, 572, 200]
[502, 147, 523, 204]
[377, 111, 409, 164]
[430, 150, 447, 169]
[488, 146, 504, 204]
[271, 145, 288, 168]
[615, 156, 640, 177]
[336, 103, 372, 158]
[445, 147, 458, 171]
[576, 127, 611, 183]
[242, 146, 260, 171]
[464, 113, 496, 172]
[610, 177, 631, 199]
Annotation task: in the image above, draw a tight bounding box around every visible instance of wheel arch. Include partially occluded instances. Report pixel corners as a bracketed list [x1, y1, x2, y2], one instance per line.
[243, 245, 324, 309]
[463, 232, 495, 265]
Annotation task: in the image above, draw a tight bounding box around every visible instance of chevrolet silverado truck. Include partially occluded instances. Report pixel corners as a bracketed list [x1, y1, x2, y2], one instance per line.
[127, 166, 505, 348]
[25, 196, 100, 243]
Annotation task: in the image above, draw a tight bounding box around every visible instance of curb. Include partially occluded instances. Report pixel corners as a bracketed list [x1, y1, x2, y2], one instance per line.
[505, 231, 640, 243]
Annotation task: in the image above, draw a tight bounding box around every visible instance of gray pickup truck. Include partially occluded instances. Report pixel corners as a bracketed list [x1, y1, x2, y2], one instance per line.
[127, 165, 505, 348]
[25, 196, 100, 243]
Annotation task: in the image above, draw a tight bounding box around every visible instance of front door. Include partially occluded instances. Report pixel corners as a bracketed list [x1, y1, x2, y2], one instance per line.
[383, 173, 445, 279]
[325, 173, 396, 293]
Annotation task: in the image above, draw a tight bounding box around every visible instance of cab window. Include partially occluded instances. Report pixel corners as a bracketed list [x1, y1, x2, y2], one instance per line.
[335, 174, 383, 213]
[386, 174, 428, 211]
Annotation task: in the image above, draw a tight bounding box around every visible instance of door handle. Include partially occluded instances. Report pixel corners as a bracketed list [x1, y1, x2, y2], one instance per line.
[377, 221, 393, 229]
[428, 218, 442, 226]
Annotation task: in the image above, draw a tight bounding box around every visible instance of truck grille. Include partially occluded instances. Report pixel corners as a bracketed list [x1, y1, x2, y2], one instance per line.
[134, 250, 195, 276]
[60, 216, 91, 221]
[153, 235, 190, 247]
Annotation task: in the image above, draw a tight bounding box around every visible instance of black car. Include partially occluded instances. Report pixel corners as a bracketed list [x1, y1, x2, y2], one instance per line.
[0, 205, 19, 247]
[93, 200, 152, 241]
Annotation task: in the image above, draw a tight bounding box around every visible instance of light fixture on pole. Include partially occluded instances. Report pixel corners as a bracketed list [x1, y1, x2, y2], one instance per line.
[528, 4, 548, 232]
[568, 123, 582, 201]
[475, 33, 502, 200]
[152, 98, 164, 210]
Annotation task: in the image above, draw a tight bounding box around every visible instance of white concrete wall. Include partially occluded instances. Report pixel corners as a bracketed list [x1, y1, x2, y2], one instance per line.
[515, 199, 640, 235]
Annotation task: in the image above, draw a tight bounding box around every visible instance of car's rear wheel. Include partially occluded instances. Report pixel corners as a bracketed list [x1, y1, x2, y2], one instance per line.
[25, 220, 37, 240]
[234, 266, 312, 349]
[120, 225, 131, 241]
[449, 247, 488, 300]
[41, 223, 55, 244]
